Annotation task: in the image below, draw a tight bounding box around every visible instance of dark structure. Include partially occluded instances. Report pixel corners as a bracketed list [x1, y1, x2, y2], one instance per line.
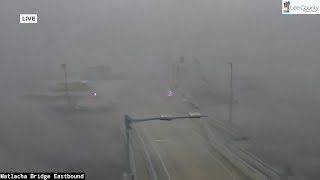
[83, 65, 113, 80]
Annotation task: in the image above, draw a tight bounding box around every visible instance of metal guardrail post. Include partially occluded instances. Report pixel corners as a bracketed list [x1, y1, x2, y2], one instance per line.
[124, 115, 135, 180]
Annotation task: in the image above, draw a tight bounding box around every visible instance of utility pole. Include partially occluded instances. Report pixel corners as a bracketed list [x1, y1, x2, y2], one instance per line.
[61, 64, 69, 103]
[227, 62, 233, 130]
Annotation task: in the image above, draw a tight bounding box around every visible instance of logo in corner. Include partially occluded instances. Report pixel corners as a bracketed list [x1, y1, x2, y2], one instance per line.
[283, 1, 291, 13]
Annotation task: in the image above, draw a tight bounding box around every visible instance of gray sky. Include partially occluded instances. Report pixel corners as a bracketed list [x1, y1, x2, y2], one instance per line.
[1, 0, 319, 78]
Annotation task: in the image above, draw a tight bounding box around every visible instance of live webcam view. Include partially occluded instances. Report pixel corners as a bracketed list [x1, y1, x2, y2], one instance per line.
[0, 0, 319, 180]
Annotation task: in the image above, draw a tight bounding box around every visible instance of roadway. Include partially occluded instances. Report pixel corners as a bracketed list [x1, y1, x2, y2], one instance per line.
[117, 75, 251, 180]
[132, 120, 250, 180]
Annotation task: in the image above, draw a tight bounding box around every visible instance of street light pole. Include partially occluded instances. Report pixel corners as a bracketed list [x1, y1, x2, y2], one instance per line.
[61, 64, 69, 103]
[123, 113, 208, 180]
[227, 62, 233, 130]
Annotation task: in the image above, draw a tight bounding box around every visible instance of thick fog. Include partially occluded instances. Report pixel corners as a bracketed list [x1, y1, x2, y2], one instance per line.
[0, 0, 320, 179]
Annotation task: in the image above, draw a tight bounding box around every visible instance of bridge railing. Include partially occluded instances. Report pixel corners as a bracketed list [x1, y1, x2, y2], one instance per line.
[176, 89, 285, 180]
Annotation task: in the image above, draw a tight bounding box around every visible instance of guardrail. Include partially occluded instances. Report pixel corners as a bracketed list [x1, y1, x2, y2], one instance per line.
[204, 116, 284, 179]
[175, 89, 284, 180]
[202, 118, 284, 180]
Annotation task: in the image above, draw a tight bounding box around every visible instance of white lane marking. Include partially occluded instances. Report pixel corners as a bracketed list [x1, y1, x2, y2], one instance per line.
[134, 127, 159, 180]
[189, 126, 238, 180]
[141, 126, 172, 180]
